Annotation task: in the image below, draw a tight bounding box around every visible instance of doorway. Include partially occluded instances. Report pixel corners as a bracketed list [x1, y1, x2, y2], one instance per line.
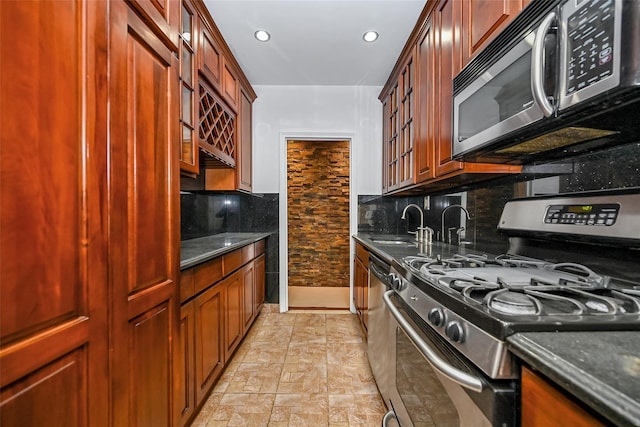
[285, 139, 351, 309]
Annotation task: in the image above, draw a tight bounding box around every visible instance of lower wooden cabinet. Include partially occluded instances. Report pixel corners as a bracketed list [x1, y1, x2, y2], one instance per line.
[521, 366, 606, 427]
[353, 243, 370, 334]
[177, 300, 196, 427]
[223, 270, 244, 359]
[254, 254, 266, 316]
[242, 261, 256, 331]
[177, 240, 266, 426]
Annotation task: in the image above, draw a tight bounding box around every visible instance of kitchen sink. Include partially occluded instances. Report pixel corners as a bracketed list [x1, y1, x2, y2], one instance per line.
[370, 238, 417, 246]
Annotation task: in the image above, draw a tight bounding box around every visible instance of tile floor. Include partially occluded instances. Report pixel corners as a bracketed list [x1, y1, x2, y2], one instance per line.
[190, 304, 387, 426]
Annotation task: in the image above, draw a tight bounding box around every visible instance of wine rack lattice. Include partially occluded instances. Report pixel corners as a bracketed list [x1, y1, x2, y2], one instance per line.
[199, 81, 236, 167]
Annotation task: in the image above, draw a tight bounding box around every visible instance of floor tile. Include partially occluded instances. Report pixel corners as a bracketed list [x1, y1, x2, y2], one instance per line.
[190, 305, 386, 426]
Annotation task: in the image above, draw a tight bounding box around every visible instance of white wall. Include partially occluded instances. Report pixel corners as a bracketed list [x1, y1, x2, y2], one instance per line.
[252, 85, 383, 311]
[252, 85, 383, 195]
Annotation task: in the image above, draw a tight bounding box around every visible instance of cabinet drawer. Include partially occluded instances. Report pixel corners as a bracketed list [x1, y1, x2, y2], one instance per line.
[180, 268, 195, 303]
[355, 243, 369, 265]
[255, 239, 266, 255]
[242, 243, 254, 263]
[223, 249, 243, 275]
[194, 257, 223, 294]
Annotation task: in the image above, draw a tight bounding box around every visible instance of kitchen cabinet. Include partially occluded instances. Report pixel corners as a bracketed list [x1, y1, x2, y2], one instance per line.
[381, 0, 522, 195]
[179, 0, 199, 175]
[382, 52, 415, 192]
[254, 252, 266, 315]
[204, 85, 256, 192]
[0, 2, 109, 426]
[224, 269, 244, 357]
[177, 240, 266, 426]
[521, 367, 606, 427]
[2, 1, 181, 426]
[198, 18, 223, 93]
[177, 300, 196, 426]
[108, 1, 180, 425]
[461, 0, 526, 68]
[194, 282, 225, 406]
[193, 3, 256, 192]
[353, 243, 370, 334]
[242, 261, 256, 331]
[238, 87, 254, 192]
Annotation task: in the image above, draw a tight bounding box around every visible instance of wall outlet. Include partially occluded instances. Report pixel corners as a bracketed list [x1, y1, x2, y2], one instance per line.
[423, 196, 430, 210]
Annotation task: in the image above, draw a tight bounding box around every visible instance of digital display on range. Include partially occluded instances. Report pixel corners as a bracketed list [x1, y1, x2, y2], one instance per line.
[545, 203, 619, 226]
[567, 205, 593, 213]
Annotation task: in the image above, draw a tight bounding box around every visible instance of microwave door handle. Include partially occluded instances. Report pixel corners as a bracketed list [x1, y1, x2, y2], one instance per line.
[531, 11, 556, 117]
[383, 290, 484, 393]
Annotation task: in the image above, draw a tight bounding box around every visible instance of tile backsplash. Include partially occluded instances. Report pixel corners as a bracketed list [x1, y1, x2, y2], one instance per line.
[181, 141, 640, 304]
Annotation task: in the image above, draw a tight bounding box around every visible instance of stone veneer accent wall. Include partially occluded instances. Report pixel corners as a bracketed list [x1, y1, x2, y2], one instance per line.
[287, 140, 350, 289]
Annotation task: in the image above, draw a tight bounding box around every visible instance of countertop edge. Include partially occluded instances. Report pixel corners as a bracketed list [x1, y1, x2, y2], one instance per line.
[507, 334, 640, 427]
[352, 234, 396, 265]
[180, 232, 271, 270]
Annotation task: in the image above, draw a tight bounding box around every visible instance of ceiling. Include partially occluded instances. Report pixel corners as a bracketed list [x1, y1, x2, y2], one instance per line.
[203, 0, 427, 86]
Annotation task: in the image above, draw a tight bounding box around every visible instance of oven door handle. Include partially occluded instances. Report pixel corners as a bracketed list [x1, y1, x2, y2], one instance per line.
[383, 290, 484, 393]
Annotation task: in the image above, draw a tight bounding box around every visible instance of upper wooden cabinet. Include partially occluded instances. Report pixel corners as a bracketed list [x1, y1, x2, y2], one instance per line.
[461, 0, 527, 67]
[198, 18, 223, 92]
[222, 60, 240, 112]
[382, 50, 416, 193]
[381, 0, 522, 195]
[128, 0, 180, 51]
[179, 0, 199, 175]
[179, 0, 257, 191]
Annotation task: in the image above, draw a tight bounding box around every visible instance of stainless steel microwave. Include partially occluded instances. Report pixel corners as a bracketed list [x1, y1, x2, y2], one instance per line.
[452, 0, 640, 164]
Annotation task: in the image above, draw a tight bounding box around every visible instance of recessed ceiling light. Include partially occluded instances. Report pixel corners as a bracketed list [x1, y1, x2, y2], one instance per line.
[254, 30, 270, 42]
[363, 31, 379, 42]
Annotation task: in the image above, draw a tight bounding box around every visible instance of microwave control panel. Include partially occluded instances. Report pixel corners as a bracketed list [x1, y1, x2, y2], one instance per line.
[565, 0, 615, 95]
[544, 203, 619, 226]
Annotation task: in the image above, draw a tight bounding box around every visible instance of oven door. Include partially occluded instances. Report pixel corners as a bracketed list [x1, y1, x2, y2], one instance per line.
[382, 291, 517, 427]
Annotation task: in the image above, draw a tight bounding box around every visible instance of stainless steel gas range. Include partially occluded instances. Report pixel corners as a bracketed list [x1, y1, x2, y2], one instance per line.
[373, 190, 640, 427]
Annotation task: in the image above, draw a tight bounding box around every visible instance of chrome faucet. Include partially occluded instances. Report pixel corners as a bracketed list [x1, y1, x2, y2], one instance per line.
[441, 204, 471, 244]
[401, 204, 433, 244]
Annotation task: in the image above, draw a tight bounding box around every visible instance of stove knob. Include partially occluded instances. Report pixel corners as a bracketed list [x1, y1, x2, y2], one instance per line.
[427, 308, 445, 327]
[445, 321, 465, 343]
[393, 277, 406, 291]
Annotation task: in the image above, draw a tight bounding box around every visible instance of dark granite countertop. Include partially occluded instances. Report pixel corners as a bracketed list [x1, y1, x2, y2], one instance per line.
[508, 332, 640, 427]
[355, 232, 640, 426]
[181, 232, 272, 270]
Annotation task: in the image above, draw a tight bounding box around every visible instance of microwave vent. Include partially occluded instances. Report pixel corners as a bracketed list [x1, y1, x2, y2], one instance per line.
[495, 127, 620, 155]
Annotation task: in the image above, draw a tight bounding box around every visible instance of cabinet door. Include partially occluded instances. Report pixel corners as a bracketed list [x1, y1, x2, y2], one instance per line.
[222, 59, 239, 112]
[254, 253, 266, 315]
[462, 0, 523, 66]
[238, 88, 254, 192]
[435, 0, 464, 177]
[199, 20, 222, 90]
[194, 283, 225, 406]
[179, 0, 199, 175]
[382, 86, 399, 193]
[242, 260, 256, 331]
[108, 2, 179, 426]
[522, 367, 606, 427]
[224, 270, 244, 359]
[177, 301, 196, 427]
[354, 257, 367, 329]
[398, 53, 415, 188]
[0, 2, 108, 426]
[415, 18, 436, 183]
[128, 0, 179, 50]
